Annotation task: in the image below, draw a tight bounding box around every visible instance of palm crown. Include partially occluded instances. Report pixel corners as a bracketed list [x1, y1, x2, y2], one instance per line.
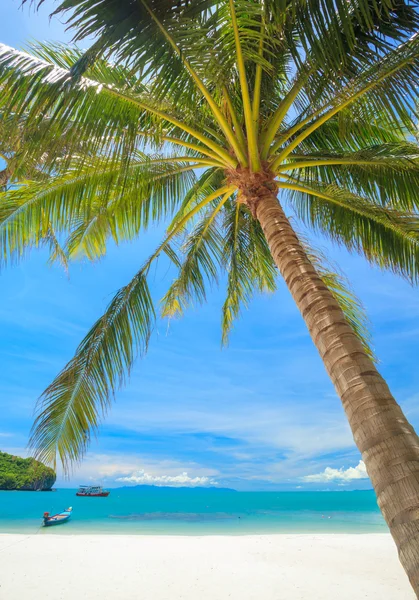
[1, 0, 419, 469]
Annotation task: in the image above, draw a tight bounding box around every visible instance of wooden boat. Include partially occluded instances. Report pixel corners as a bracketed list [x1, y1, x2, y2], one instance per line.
[76, 485, 110, 497]
[43, 507, 72, 526]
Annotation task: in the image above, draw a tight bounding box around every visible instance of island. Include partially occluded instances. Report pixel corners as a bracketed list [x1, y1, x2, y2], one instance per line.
[0, 451, 56, 491]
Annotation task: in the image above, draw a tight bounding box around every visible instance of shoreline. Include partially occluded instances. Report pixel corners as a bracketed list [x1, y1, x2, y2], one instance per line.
[0, 530, 390, 535]
[0, 533, 413, 599]
[0, 527, 389, 536]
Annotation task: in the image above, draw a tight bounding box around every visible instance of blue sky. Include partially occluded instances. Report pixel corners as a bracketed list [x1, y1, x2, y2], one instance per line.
[1, 0, 419, 491]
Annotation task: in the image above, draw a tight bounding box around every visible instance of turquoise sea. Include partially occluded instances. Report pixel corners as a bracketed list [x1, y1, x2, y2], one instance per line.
[0, 488, 387, 535]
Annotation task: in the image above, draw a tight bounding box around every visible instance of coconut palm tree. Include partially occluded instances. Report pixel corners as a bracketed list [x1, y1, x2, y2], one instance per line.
[1, 0, 419, 591]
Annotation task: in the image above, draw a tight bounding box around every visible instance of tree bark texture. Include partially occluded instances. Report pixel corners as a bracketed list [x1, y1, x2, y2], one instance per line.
[253, 190, 419, 596]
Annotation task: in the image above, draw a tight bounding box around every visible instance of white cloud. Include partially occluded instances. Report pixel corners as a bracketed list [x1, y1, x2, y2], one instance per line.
[52, 451, 220, 487]
[303, 460, 368, 482]
[116, 470, 218, 487]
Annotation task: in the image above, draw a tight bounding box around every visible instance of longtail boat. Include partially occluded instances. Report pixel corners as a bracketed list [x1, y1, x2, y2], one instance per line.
[76, 485, 110, 497]
[43, 507, 72, 526]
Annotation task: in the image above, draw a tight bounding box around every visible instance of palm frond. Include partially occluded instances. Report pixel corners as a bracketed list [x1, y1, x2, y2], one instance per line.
[284, 180, 419, 283]
[28, 176, 228, 468]
[167, 167, 226, 228]
[221, 200, 277, 345]
[280, 0, 419, 79]
[0, 156, 198, 266]
[0, 44, 235, 170]
[44, 218, 69, 275]
[26, 41, 147, 93]
[161, 198, 227, 318]
[274, 115, 406, 158]
[29, 267, 155, 469]
[271, 33, 419, 167]
[277, 143, 419, 210]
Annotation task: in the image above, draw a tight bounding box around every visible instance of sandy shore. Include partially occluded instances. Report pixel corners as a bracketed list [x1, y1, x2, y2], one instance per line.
[0, 533, 413, 599]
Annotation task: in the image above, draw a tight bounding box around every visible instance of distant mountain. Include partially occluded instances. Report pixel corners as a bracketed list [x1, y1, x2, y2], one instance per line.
[0, 451, 56, 491]
[116, 485, 236, 492]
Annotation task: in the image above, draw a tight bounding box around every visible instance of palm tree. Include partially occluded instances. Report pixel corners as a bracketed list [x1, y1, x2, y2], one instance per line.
[1, 0, 419, 591]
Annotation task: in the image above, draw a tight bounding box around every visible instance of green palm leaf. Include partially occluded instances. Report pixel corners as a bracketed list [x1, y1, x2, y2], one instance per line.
[161, 199, 227, 318]
[28, 181, 227, 467]
[2, 0, 419, 473]
[0, 156, 198, 266]
[285, 180, 419, 282]
[29, 267, 155, 469]
[221, 200, 277, 345]
[277, 143, 419, 210]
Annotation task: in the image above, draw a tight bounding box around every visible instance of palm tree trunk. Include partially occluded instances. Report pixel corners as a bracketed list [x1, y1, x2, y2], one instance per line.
[253, 190, 419, 595]
[0, 167, 10, 187]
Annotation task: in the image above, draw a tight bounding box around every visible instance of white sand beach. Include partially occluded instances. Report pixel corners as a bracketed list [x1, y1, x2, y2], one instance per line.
[0, 533, 413, 599]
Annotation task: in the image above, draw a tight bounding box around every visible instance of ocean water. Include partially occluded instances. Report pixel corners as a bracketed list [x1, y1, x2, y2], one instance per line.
[0, 488, 387, 535]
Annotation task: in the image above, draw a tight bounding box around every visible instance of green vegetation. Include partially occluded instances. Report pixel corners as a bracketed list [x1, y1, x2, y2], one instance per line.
[0, 451, 56, 491]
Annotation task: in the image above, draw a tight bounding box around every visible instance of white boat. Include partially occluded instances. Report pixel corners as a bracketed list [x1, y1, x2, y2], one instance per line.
[76, 485, 110, 497]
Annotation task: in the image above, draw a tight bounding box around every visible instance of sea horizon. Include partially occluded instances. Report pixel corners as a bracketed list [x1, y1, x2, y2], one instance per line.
[0, 488, 387, 536]
[10, 484, 374, 492]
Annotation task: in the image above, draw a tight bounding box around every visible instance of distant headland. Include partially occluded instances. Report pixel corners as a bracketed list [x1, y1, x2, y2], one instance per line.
[0, 451, 56, 491]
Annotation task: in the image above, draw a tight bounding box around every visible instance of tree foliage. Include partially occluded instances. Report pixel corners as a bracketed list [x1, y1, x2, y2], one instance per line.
[1, 0, 419, 467]
[0, 451, 56, 490]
